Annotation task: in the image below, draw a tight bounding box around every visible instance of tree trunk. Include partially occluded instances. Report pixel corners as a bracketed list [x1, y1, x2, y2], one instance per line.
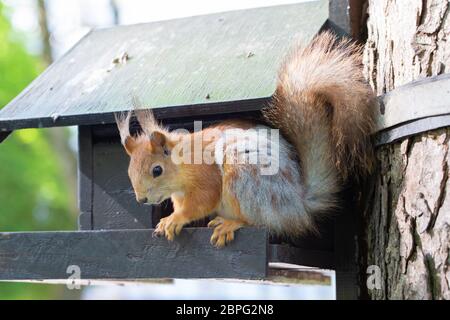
[109, 0, 120, 25]
[37, 0, 52, 65]
[37, 0, 78, 215]
[360, 0, 450, 299]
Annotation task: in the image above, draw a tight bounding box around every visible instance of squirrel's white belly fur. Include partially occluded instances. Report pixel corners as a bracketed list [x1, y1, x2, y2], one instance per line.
[215, 125, 317, 235]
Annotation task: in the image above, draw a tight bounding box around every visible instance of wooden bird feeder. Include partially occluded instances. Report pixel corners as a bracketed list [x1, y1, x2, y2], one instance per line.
[5, 0, 436, 299]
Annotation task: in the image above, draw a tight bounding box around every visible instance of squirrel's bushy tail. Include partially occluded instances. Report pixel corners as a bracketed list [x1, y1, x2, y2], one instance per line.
[263, 31, 375, 213]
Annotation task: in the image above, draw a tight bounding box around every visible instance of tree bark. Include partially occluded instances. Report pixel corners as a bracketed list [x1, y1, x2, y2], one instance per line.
[37, 0, 78, 215]
[360, 0, 450, 299]
[37, 0, 52, 65]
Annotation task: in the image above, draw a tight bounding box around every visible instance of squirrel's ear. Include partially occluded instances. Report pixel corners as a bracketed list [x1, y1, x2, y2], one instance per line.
[114, 111, 136, 156]
[123, 137, 137, 156]
[149, 131, 167, 152]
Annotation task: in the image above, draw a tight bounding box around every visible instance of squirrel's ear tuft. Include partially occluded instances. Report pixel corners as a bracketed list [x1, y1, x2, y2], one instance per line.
[149, 131, 167, 152]
[115, 111, 136, 156]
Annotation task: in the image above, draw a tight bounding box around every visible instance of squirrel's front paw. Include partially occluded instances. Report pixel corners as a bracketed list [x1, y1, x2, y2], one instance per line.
[208, 217, 244, 248]
[153, 214, 187, 241]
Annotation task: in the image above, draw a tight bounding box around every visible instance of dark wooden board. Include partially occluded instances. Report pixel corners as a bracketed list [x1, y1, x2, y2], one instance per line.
[0, 99, 268, 131]
[328, 0, 350, 34]
[92, 138, 153, 230]
[0, 1, 328, 131]
[374, 73, 450, 133]
[269, 244, 334, 270]
[0, 228, 268, 280]
[78, 126, 93, 230]
[376, 114, 450, 146]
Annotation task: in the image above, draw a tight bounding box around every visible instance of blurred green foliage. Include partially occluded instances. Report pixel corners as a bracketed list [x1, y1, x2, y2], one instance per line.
[0, 2, 77, 299]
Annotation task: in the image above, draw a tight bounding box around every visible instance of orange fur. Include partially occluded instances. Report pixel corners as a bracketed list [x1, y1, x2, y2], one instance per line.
[221, 164, 248, 222]
[116, 111, 248, 240]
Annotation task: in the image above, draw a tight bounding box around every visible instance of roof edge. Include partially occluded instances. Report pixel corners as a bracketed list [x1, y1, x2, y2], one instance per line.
[0, 97, 269, 131]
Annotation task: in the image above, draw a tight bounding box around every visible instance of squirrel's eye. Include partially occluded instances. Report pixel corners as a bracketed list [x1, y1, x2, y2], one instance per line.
[152, 165, 163, 178]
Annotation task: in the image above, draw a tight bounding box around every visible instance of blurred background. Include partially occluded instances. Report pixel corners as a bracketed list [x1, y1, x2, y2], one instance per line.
[0, 0, 333, 299]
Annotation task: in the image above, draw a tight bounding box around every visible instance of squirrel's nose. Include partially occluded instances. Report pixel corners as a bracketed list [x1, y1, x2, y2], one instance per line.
[137, 197, 148, 204]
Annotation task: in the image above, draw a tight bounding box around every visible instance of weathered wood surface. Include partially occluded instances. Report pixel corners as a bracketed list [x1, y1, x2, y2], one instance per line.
[360, 0, 450, 300]
[267, 266, 332, 285]
[375, 73, 450, 134]
[0, 228, 268, 280]
[0, 1, 328, 131]
[377, 114, 450, 146]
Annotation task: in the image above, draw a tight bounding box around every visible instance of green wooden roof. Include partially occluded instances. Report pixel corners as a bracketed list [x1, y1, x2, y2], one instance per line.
[0, 1, 329, 130]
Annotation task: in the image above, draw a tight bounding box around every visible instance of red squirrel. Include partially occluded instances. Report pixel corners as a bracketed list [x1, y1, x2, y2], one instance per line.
[115, 32, 376, 247]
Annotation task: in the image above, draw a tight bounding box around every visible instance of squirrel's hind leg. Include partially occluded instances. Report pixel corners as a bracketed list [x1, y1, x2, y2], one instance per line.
[208, 217, 247, 247]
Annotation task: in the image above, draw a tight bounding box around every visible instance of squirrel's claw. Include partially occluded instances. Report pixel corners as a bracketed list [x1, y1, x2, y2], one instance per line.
[210, 230, 235, 248]
[152, 229, 162, 238]
[209, 217, 244, 248]
[207, 216, 224, 228]
[154, 214, 187, 241]
[153, 219, 166, 238]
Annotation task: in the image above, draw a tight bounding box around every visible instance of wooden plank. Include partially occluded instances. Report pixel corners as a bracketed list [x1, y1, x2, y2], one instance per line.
[373, 74, 450, 145]
[328, 0, 350, 34]
[6, 266, 332, 286]
[267, 267, 332, 285]
[0, 98, 268, 131]
[0, 131, 11, 143]
[376, 114, 450, 146]
[77, 126, 93, 230]
[0, 228, 268, 280]
[375, 73, 450, 132]
[0, 1, 328, 131]
[269, 244, 334, 270]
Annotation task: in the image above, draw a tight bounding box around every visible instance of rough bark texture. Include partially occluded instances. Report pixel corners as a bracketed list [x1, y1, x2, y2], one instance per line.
[360, 0, 450, 299]
[37, 0, 78, 215]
